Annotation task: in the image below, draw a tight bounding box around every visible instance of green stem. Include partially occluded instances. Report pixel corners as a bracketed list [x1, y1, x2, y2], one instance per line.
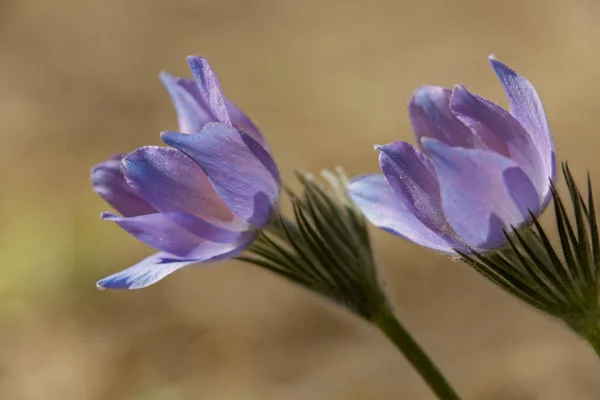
[372, 303, 462, 400]
[586, 335, 600, 359]
[582, 319, 600, 359]
[565, 307, 600, 360]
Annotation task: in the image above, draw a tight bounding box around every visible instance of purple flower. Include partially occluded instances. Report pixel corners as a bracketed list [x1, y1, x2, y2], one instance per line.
[92, 56, 280, 289]
[349, 56, 554, 253]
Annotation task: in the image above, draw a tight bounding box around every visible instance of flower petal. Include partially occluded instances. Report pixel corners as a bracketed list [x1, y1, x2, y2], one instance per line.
[489, 56, 554, 187]
[159, 72, 215, 133]
[97, 235, 256, 289]
[162, 124, 280, 228]
[409, 86, 478, 150]
[161, 72, 268, 149]
[422, 138, 540, 250]
[92, 155, 157, 217]
[450, 84, 546, 200]
[378, 141, 440, 207]
[224, 98, 268, 150]
[103, 211, 242, 257]
[97, 252, 200, 290]
[377, 141, 464, 248]
[187, 56, 231, 125]
[122, 146, 245, 229]
[348, 174, 459, 252]
[165, 211, 255, 244]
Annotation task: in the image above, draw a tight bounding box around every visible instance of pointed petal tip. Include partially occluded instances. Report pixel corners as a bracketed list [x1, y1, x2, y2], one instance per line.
[96, 276, 130, 290]
[374, 142, 400, 153]
[160, 130, 183, 146]
[488, 53, 497, 61]
[158, 71, 177, 86]
[122, 145, 165, 166]
[420, 136, 440, 148]
[187, 54, 205, 62]
[121, 150, 142, 170]
[96, 274, 148, 290]
[452, 83, 467, 92]
[411, 86, 441, 103]
[187, 56, 216, 82]
[187, 55, 211, 70]
[488, 56, 510, 72]
[101, 212, 119, 220]
[377, 142, 426, 167]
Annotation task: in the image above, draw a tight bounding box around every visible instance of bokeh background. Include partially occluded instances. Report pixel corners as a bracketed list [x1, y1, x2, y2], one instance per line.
[2, 0, 600, 398]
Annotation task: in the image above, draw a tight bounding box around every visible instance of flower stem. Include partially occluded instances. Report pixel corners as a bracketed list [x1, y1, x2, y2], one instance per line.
[372, 302, 462, 400]
[582, 318, 600, 359]
[586, 335, 600, 359]
[564, 307, 600, 360]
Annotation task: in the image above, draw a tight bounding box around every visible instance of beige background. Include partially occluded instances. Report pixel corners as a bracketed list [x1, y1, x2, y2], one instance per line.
[2, 0, 600, 398]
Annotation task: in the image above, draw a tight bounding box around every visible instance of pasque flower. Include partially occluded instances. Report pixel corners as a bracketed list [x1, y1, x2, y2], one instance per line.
[92, 56, 280, 289]
[349, 56, 554, 253]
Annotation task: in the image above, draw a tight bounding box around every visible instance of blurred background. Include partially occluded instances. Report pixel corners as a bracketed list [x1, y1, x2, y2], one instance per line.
[2, 0, 600, 398]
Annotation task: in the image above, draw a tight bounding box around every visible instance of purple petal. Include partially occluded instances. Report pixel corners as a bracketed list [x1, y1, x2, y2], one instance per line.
[162, 124, 280, 228]
[103, 212, 243, 257]
[378, 141, 441, 209]
[97, 252, 200, 290]
[348, 174, 461, 252]
[97, 235, 256, 290]
[489, 56, 555, 190]
[167, 76, 206, 107]
[159, 72, 215, 133]
[450, 84, 547, 200]
[165, 211, 255, 244]
[162, 73, 268, 150]
[422, 138, 540, 250]
[409, 86, 479, 150]
[224, 98, 268, 150]
[92, 155, 157, 217]
[377, 142, 463, 247]
[187, 56, 231, 125]
[122, 146, 246, 229]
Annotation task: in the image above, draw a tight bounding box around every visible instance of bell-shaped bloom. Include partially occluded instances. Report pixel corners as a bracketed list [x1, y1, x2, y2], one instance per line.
[92, 56, 280, 289]
[349, 56, 554, 253]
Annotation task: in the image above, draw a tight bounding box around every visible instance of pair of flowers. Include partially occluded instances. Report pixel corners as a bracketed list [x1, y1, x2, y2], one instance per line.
[93, 55, 554, 289]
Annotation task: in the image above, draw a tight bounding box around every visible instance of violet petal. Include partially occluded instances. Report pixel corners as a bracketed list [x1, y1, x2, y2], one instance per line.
[224, 98, 268, 149]
[489, 56, 555, 194]
[122, 146, 246, 229]
[164, 74, 266, 148]
[97, 234, 256, 290]
[159, 72, 215, 133]
[450, 84, 546, 199]
[348, 174, 461, 252]
[162, 124, 280, 228]
[97, 252, 200, 290]
[92, 155, 157, 217]
[103, 211, 242, 257]
[422, 138, 540, 250]
[377, 141, 462, 246]
[187, 56, 231, 125]
[409, 86, 478, 150]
